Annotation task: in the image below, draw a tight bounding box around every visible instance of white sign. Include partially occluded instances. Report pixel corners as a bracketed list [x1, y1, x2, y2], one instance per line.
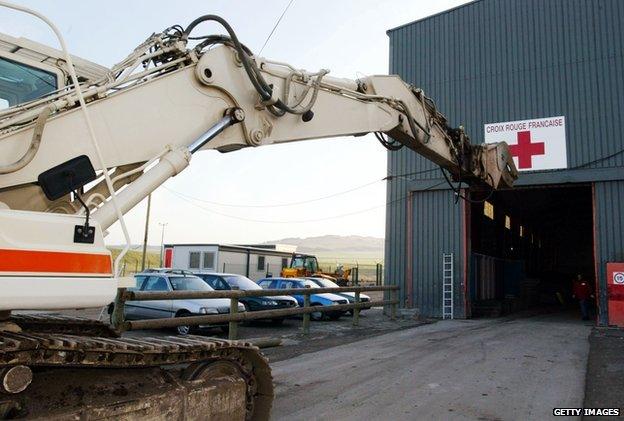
[614, 272, 624, 285]
[484, 116, 567, 171]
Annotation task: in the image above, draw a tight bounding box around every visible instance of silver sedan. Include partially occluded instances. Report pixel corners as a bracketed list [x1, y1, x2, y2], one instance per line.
[122, 272, 245, 335]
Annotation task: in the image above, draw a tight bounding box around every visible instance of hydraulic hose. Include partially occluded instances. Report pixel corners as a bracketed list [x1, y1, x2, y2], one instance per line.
[0, 106, 52, 174]
[183, 15, 326, 116]
[183, 15, 273, 102]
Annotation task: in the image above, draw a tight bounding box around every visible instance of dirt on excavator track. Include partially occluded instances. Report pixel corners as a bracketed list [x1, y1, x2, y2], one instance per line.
[0, 316, 273, 420]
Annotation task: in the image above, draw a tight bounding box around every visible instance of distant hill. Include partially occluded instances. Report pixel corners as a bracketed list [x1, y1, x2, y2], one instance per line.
[108, 236, 385, 265]
[265, 235, 384, 263]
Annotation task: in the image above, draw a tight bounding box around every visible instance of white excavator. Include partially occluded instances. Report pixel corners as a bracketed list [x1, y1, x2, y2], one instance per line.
[0, 3, 518, 420]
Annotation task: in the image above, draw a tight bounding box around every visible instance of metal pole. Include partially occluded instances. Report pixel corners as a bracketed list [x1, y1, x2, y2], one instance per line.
[141, 194, 152, 271]
[245, 250, 250, 277]
[228, 286, 239, 340]
[391, 288, 397, 320]
[375, 264, 378, 286]
[158, 222, 167, 267]
[302, 286, 310, 335]
[353, 291, 360, 326]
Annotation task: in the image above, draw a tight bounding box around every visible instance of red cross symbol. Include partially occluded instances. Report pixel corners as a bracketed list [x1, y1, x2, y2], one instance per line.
[509, 131, 545, 169]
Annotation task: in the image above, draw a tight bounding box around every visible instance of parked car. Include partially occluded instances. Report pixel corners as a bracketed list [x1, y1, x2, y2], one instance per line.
[192, 272, 298, 324]
[305, 277, 372, 313]
[257, 277, 348, 321]
[111, 271, 245, 335]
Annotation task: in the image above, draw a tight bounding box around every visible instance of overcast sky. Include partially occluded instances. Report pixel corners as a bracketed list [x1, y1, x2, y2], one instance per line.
[0, 0, 469, 246]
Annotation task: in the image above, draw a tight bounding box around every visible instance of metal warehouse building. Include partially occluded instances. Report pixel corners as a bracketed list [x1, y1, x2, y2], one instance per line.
[385, 0, 623, 325]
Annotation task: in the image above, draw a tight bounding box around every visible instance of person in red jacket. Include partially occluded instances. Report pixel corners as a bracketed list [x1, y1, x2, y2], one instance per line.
[572, 274, 593, 320]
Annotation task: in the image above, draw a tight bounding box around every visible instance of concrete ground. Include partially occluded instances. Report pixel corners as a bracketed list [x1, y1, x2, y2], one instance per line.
[584, 327, 624, 419]
[270, 312, 593, 421]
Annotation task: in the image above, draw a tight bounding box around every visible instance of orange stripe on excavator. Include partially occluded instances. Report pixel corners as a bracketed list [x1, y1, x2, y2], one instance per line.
[0, 249, 112, 275]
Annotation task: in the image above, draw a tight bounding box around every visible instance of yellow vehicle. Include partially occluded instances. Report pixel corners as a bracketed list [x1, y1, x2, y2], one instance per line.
[281, 253, 351, 285]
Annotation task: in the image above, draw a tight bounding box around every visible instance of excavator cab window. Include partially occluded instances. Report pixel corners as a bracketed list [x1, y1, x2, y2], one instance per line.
[0, 56, 57, 109]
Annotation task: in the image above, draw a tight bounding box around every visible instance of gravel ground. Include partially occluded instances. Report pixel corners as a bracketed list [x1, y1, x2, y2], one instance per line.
[48, 305, 428, 363]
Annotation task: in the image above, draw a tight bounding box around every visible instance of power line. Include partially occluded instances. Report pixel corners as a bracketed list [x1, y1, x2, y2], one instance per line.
[167, 188, 388, 223]
[573, 148, 624, 169]
[163, 178, 380, 208]
[258, 0, 295, 55]
[167, 177, 445, 224]
[384, 167, 440, 180]
[165, 181, 445, 224]
[162, 167, 440, 209]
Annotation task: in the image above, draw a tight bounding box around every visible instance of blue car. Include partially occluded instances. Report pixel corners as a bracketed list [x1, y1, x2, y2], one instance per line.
[192, 272, 299, 324]
[305, 277, 372, 314]
[257, 277, 348, 321]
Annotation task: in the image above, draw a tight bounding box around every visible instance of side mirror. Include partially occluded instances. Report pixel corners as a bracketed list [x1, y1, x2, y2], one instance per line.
[38, 155, 96, 201]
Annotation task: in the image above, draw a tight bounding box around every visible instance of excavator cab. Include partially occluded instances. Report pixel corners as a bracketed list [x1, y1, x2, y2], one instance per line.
[0, 32, 108, 110]
[0, 57, 58, 109]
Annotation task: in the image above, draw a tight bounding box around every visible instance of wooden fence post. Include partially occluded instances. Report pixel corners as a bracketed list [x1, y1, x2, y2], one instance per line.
[229, 287, 239, 340]
[111, 287, 127, 332]
[302, 286, 311, 335]
[391, 288, 398, 320]
[353, 291, 360, 326]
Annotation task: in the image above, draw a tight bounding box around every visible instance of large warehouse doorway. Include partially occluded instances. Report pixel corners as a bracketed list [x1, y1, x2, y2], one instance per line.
[467, 184, 595, 317]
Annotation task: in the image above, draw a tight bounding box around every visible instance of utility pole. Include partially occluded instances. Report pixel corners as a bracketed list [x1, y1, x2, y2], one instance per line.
[140, 194, 151, 271]
[159, 222, 168, 267]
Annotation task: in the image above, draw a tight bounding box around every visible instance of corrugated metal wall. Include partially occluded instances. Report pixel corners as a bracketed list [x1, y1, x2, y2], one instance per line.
[388, 0, 624, 171]
[409, 190, 464, 317]
[385, 0, 624, 318]
[594, 180, 624, 325]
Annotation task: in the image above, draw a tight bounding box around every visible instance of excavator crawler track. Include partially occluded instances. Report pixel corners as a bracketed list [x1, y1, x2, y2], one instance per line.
[9, 314, 118, 338]
[0, 318, 273, 420]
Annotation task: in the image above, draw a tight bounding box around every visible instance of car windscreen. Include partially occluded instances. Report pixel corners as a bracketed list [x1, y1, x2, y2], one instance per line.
[223, 275, 262, 290]
[313, 278, 339, 288]
[169, 276, 213, 291]
[300, 280, 320, 288]
[257, 280, 272, 289]
[132, 275, 146, 291]
[196, 274, 229, 290]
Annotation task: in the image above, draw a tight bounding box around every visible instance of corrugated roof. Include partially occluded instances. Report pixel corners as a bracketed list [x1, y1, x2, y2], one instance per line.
[164, 243, 294, 256]
[386, 0, 482, 34]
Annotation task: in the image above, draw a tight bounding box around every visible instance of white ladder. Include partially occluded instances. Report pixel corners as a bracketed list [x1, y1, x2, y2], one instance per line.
[442, 253, 454, 319]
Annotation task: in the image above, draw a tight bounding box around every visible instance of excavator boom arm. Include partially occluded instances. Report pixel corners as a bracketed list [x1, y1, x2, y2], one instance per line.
[0, 13, 519, 419]
[0, 16, 517, 232]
